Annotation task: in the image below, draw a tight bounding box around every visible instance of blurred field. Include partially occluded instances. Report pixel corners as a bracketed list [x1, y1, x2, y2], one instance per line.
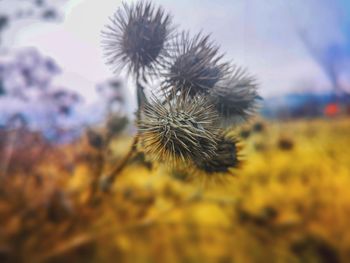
[1, 117, 350, 263]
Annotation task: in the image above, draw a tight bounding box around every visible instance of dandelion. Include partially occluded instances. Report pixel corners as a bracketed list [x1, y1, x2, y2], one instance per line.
[137, 93, 218, 164]
[209, 66, 259, 126]
[163, 32, 229, 97]
[101, 1, 173, 76]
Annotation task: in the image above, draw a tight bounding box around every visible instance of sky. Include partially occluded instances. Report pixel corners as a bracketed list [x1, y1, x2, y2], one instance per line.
[3, 0, 350, 103]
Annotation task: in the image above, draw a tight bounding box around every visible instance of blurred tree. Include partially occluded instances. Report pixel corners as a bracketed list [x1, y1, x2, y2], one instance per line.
[0, 0, 67, 46]
[297, 0, 350, 97]
[0, 48, 83, 143]
[299, 31, 349, 96]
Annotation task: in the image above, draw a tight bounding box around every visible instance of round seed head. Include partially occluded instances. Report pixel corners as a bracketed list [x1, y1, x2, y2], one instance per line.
[0, 15, 9, 31]
[102, 1, 173, 75]
[210, 66, 259, 126]
[163, 32, 229, 97]
[138, 94, 219, 165]
[194, 136, 240, 174]
[86, 129, 105, 150]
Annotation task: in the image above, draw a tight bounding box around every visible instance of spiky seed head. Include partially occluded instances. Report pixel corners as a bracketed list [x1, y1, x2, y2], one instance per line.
[209, 66, 259, 127]
[102, 1, 173, 75]
[137, 94, 219, 165]
[194, 136, 240, 174]
[162, 32, 229, 97]
[86, 129, 105, 150]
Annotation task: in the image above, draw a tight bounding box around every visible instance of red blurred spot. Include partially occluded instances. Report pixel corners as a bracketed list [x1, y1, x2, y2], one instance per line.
[324, 103, 340, 117]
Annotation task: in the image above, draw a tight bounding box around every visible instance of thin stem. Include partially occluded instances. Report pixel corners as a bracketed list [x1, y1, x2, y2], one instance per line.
[137, 80, 147, 109]
[97, 71, 147, 193]
[99, 135, 139, 193]
[136, 71, 148, 108]
[86, 149, 105, 204]
[0, 129, 20, 177]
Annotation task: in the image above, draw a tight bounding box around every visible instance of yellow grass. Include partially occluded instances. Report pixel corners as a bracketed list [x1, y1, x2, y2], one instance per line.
[1, 117, 350, 262]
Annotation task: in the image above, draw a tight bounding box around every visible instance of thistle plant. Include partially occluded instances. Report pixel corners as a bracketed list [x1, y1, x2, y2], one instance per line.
[102, 1, 173, 107]
[100, 0, 260, 190]
[209, 66, 259, 127]
[162, 32, 229, 97]
[138, 93, 218, 164]
[194, 136, 241, 174]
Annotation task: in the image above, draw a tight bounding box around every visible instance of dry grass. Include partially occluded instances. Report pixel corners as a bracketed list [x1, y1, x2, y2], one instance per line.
[1, 117, 350, 262]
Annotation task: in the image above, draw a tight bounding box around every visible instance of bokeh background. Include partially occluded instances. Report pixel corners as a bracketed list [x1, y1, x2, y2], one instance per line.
[1, 0, 350, 262]
[2, 0, 350, 132]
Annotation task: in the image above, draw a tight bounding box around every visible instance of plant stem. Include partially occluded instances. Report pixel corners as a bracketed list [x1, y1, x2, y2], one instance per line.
[136, 72, 147, 109]
[99, 135, 139, 192]
[98, 72, 146, 193]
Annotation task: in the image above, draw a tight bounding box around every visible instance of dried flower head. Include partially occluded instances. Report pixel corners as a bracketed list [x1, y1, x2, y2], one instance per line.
[86, 129, 105, 150]
[209, 66, 259, 126]
[137, 93, 218, 164]
[102, 1, 173, 75]
[162, 32, 229, 97]
[0, 15, 9, 32]
[194, 136, 240, 174]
